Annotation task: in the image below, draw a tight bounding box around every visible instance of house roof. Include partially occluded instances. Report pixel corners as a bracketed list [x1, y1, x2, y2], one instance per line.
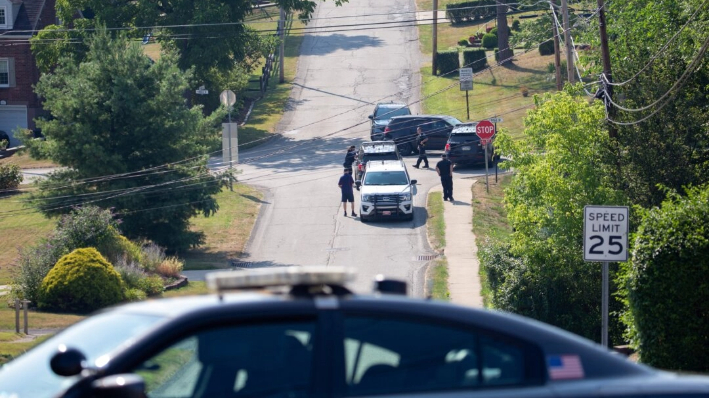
[0, 0, 51, 37]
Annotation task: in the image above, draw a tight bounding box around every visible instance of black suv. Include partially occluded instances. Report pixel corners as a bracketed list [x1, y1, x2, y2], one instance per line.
[354, 141, 400, 189]
[368, 102, 411, 141]
[383, 115, 462, 156]
[445, 122, 496, 166]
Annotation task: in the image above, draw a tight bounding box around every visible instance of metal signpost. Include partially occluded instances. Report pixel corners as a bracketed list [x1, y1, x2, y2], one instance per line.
[220, 90, 237, 191]
[475, 120, 495, 193]
[583, 206, 629, 348]
[459, 68, 473, 120]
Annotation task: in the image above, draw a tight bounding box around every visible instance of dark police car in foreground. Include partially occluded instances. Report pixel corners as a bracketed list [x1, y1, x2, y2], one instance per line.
[1, 267, 709, 398]
[445, 122, 496, 167]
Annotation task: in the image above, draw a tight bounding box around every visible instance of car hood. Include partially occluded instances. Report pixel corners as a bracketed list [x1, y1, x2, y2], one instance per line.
[361, 185, 411, 195]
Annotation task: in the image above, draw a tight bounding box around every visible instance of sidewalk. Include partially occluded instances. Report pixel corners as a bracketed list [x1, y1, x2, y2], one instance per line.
[430, 179, 483, 307]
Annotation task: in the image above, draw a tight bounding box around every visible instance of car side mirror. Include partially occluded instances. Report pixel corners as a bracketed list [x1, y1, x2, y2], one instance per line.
[368, 115, 373, 120]
[410, 180, 417, 185]
[50, 346, 87, 377]
[92, 374, 146, 398]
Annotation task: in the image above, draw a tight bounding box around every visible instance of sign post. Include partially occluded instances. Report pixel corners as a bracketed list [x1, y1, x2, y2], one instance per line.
[459, 68, 473, 120]
[475, 120, 495, 193]
[583, 206, 629, 348]
[220, 90, 237, 191]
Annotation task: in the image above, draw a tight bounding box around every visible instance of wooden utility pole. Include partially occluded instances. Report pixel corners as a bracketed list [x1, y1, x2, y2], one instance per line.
[561, 0, 575, 83]
[432, 0, 438, 75]
[496, 0, 513, 64]
[597, 0, 616, 138]
[279, 8, 286, 83]
[551, 3, 562, 90]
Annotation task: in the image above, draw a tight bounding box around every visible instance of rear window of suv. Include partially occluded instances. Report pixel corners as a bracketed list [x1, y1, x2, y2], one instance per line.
[363, 153, 399, 163]
[375, 106, 411, 119]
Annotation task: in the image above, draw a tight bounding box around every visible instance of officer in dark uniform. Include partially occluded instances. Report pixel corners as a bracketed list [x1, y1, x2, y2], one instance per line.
[436, 153, 454, 201]
[343, 145, 356, 173]
[413, 127, 429, 168]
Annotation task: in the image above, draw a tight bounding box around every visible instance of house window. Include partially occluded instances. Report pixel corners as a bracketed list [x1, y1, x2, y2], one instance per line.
[0, 7, 7, 28]
[0, 59, 9, 87]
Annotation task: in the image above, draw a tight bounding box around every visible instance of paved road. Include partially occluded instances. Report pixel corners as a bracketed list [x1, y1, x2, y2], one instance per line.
[187, 0, 490, 296]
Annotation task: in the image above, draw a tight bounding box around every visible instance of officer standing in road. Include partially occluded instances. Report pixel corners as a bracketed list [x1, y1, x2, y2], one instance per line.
[413, 127, 429, 168]
[436, 153, 454, 201]
[343, 145, 356, 173]
[338, 168, 357, 217]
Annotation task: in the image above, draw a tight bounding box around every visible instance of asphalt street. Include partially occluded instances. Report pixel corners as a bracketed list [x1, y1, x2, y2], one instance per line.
[187, 0, 491, 296]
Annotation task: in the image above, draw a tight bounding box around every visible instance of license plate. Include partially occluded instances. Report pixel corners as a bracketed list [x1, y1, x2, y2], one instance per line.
[382, 211, 392, 216]
[461, 146, 471, 151]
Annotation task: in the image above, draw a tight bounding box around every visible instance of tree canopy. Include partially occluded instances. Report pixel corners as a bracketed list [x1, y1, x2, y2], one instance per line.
[28, 28, 229, 251]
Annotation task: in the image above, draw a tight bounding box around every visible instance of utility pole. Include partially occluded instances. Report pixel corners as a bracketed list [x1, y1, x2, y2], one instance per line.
[597, 0, 616, 138]
[279, 8, 286, 83]
[561, 0, 575, 83]
[551, 3, 562, 90]
[432, 0, 438, 75]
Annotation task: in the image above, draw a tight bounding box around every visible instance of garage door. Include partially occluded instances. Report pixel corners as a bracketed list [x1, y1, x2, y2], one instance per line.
[0, 106, 28, 148]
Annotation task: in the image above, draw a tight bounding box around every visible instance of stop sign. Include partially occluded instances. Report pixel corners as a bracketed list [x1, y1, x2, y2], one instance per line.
[476, 120, 496, 142]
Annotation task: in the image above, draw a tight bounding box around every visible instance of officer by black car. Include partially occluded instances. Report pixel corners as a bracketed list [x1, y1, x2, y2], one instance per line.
[412, 127, 429, 168]
[343, 145, 356, 172]
[436, 153, 454, 201]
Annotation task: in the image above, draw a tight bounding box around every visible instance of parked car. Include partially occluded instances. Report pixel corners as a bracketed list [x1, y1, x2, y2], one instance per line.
[359, 160, 416, 221]
[354, 141, 400, 189]
[368, 102, 411, 141]
[3, 267, 709, 398]
[445, 122, 496, 166]
[383, 115, 462, 156]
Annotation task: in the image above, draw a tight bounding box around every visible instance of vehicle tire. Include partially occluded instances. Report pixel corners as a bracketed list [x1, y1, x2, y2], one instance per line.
[360, 214, 368, 223]
[399, 142, 415, 156]
[405, 210, 414, 221]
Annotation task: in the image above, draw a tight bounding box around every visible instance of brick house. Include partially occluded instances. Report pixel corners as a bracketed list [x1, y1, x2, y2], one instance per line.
[0, 0, 55, 148]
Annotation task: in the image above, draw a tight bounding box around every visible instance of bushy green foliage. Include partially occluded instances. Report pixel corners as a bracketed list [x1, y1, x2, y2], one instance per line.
[621, 185, 709, 371]
[511, 19, 521, 31]
[38, 248, 124, 313]
[137, 275, 165, 296]
[463, 49, 488, 70]
[445, 0, 496, 24]
[538, 39, 555, 55]
[489, 27, 498, 36]
[482, 33, 497, 49]
[124, 288, 147, 302]
[458, 38, 470, 46]
[0, 164, 22, 190]
[487, 87, 627, 343]
[139, 242, 166, 273]
[435, 50, 460, 75]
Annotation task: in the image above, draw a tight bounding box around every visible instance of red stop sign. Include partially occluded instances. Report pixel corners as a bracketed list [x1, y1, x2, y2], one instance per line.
[476, 120, 496, 141]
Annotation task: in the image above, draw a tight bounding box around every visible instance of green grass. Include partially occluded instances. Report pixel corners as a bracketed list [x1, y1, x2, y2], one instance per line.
[0, 334, 52, 366]
[426, 191, 446, 250]
[162, 281, 210, 298]
[429, 259, 450, 301]
[0, 151, 58, 169]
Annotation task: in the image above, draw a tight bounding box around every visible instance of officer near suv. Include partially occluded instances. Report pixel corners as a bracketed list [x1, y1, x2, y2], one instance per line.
[413, 127, 429, 169]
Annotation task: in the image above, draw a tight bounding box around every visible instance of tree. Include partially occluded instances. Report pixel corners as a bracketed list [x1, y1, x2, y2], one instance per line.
[28, 28, 229, 251]
[485, 86, 627, 342]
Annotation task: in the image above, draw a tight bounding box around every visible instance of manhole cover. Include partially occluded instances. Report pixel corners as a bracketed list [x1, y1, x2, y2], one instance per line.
[416, 254, 440, 261]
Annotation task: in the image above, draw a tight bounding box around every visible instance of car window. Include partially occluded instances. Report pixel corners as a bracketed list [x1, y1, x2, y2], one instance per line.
[363, 171, 408, 186]
[375, 106, 410, 119]
[444, 116, 463, 126]
[340, 316, 531, 396]
[131, 321, 316, 398]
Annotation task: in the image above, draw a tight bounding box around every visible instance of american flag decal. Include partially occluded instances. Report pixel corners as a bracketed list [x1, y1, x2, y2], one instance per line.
[547, 355, 585, 380]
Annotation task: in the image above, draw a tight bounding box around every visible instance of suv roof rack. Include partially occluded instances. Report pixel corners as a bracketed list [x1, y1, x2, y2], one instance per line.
[206, 266, 356, 297]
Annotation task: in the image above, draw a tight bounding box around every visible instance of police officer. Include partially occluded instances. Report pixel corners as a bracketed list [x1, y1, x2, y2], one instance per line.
[413, 127, 429, 169]
[343, 145, 356, 173]
[436, 153, 454, 201]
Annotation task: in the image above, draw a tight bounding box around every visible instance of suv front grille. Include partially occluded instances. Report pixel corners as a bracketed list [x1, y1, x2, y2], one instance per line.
[373, 195, 404, 202]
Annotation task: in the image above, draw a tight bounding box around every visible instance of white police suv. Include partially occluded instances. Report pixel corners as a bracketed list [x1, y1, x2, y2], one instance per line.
[358, 160, 417, 222]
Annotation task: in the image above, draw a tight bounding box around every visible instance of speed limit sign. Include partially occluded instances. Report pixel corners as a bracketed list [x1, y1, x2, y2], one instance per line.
[583, 206, 629, 262]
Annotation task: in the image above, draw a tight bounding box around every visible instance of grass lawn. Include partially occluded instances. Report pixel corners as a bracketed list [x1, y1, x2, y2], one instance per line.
[426, 191, 449, 300]
[428, 258, 450, 301]
[0, 335, 52, 366]
[0, 151, 58, 169]
[471, 173, 513, 307]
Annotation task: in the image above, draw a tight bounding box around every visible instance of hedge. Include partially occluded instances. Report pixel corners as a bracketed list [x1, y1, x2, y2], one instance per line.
[482, 33, 497, 49]
[625, 185, 709, 371]
[436, 50, 460, 75]
[0, 164, 22, 190]
[445, 0, 496, 24]
[463, 49, 488, 70]
[539, 39, 555, 55]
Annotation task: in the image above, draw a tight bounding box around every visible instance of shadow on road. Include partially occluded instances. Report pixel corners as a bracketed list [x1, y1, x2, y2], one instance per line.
[300, 34, 385, 56]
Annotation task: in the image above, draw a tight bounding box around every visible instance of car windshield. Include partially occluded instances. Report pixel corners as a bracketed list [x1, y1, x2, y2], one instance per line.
[364, 171, 409, 185]
[374, 107, 410, 119]
[0, 312, 165, 398]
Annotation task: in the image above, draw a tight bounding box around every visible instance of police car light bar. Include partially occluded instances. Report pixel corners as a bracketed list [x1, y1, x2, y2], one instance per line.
[206, 266, 356, 292]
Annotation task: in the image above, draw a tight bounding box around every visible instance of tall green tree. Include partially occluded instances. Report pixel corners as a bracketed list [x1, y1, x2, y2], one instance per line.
[28, 28, 229, 251]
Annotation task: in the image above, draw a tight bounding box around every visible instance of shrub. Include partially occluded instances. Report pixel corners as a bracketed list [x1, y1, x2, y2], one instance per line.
[520, 86, 529, 97]
[0, 164, 22, 190]
[115, 261, 148, 290]
[512, 19, 521, 31]
[435, 50, 460, 75]
[463, 49, 488, 70]
[623, 185, 709, 371]
[445, 0, 495, 24]
[137, 275, 164, 296]
[124, 288, 147, 302]
[156, 257, 184, 278]
[101, 235, 142, 265]
[38, 248, 124, 313]
[482, 33, 497, 49]
[539, 39, 555, 55]
[139, 241, 166, 273]
[489, 27, 498, 36]
[458, 38, 470, 46]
